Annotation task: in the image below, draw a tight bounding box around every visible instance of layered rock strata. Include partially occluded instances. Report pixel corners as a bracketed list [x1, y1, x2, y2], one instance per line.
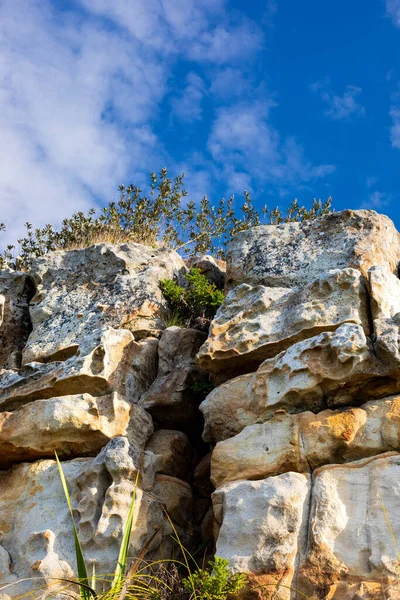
[197, 210, 400, 599]
[0, 243, 206, 600]
[3, 211, 400, 600]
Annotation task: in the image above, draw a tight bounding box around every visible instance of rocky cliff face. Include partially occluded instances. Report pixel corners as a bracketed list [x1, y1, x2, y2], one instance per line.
[2, 210, 400, 600]
[200, 210, 400, 600]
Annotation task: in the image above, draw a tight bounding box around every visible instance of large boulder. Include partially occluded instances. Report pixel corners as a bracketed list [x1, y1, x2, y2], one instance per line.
[0, 327, 158, 410]
[225, 209, 400, 289]
[0, 271, 34, 369]
[213, 453, 400, 600]
[298, 453, 400, 599]
[211, 396, 400, 487]
[369, 266, 400, 365]
[23, 243, 185, 364]
[0, 392, 153, 468]
[213, 472, 311, 600]
[196, 268, 370, 380]
[200, 324, 397, 443]
[0, 437, 192, 600]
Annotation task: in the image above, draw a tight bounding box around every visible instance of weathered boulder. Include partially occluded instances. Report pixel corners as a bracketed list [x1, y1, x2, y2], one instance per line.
[0, 271, 33, 369]
[369, 266, 400, 365]
[298, 453, 400, 599]
[211, 396, 400, 487]
[225, 209, 400, 289]
[0, 392, 154, 468]
[187, 255, 226, 288]
[145, 429, 192, 479]
[213, 453, 400, 600]
[0, 437, 192, 599]
[23, 243, 185, 364]
[196, 268, 370, 380]
[200, 324, 398, 443]
[0, 327, 158, 410]
[213, 472, 311, 600]
[140, 326, 208, 432]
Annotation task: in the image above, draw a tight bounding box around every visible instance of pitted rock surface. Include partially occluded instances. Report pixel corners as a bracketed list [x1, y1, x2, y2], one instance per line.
[226, 209, 400, 289]
[23, 243, 185, 364]
[3, 209, 400, 600]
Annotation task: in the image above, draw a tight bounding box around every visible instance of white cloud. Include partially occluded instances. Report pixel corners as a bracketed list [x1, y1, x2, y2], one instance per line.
[386, 0, 400, 26]
[171, 73, 205, 123]
[311, 79, 365, 120]
[359, 191, 391, 210]
[0, 0, 334, 249]
[0, 0, 170, 245]
[208, 102, 335, 189]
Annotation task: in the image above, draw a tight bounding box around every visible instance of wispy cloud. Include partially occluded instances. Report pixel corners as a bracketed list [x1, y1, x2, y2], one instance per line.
[310, 78, 365, 120]
[207, 101, 335, 190]
[386, 0, 400, 26]
[0, 0, 335, 247]
[360, 191, 391, 210]
[171, 73, 205, 123]
[0, 0, 262, 245]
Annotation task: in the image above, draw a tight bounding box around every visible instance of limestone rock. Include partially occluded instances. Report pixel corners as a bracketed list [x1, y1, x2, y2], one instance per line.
[196, 268, 370, 380]
[213, 453, 400, 599]
[369, 266, 400, 365]
[298, 453, 400, 599]
[0, 437, 192, 600]
[23, 243, 185, 364]
[187, 255, 226, 288]
[0, 327, 158, 410]
[139, 326, 208, 432]
[213, 472, 310, 600]
[145, 429, 192, 479]
[211, 413, 307, 487]
[0, 392, 154, 468]
[225, 209, 400, 289]
[211, 396, 400, 487]
[0, 272, 33, 369]
[200, 324, 397, 443]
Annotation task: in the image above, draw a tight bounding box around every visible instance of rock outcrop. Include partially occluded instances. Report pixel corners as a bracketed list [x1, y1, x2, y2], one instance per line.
[0, 243, 201, 600]
[225, 209, 400, 289]
[4, 210, 400, 600]
[24, 243, 185, 363]
[196, 210, 400, 599]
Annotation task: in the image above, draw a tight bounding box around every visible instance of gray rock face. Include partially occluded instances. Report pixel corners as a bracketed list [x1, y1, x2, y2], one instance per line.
[0, 437, 192, 599]
[225, 209, 400, 289]
[0, 271, 33, 369]
[199, 323, 399, 443]
[0, 327, 158, 410]
[23, 243, 186, 364]
[4, 209, 400, 600]
[196, 268, 370, 381]
[212, 454, 400, 600]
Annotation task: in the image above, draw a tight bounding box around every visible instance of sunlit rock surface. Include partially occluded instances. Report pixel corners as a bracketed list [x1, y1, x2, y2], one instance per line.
[23, 243, 185, 364]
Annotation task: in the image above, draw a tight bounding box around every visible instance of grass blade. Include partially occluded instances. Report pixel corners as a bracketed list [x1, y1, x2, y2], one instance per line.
[55, 452, 93, 600]
[111, 471, 140, 592]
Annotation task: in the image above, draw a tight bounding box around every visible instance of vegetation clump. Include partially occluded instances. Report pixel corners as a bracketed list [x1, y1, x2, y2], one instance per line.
[160, 268, 225, 330]
[0, 168, 332, 269]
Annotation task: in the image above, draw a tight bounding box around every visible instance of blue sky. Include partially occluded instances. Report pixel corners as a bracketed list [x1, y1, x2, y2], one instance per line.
[1, 0, 400, 246]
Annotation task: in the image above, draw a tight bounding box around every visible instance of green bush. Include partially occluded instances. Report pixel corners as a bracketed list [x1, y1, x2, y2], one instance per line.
[0, 168, 332, 269]
[160, 268, 225, 329]
[182, 557, 247, 600]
